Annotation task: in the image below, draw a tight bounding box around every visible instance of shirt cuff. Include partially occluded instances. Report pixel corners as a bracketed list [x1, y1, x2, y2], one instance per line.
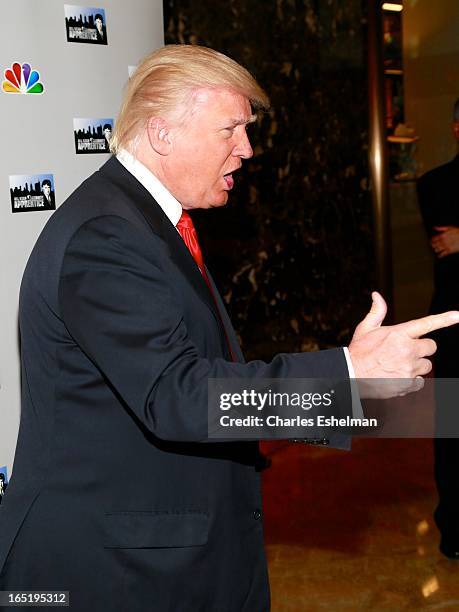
[343, 347, 364, 419]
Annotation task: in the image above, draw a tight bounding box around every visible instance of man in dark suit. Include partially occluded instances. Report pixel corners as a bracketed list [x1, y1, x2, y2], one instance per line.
[94, 13, 107, 44]
[418, 97, 459, 559]
[103, 123, 112, 150]
[0, 474, 7, 505]
[41, 179, 55, 210]
[0, 45, 457, 611]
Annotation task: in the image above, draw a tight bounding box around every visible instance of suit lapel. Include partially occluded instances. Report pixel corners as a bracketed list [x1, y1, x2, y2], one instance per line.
[98, 157, 226, 332]
[206, 270, 245, 363]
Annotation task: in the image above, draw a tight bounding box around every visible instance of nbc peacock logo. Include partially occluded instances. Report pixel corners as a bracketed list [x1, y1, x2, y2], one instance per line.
[2, 62, 44, 95]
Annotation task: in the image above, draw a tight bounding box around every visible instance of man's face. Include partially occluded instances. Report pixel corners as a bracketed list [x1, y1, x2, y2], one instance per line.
[104, 128, 112, 140]
[42, 184, 51, 198]
[95, 18, 103, 32]
[162, 88, 254, 209]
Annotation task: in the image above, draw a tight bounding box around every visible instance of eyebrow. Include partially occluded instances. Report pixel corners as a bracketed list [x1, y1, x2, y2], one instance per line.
[224, 114, 257, 128]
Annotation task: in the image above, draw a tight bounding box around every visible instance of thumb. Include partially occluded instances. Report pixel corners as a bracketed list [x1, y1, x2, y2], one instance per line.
[353, 291, 387, 338]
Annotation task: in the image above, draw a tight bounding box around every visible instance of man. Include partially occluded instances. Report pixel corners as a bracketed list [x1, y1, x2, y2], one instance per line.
[94, 13, 106, 43]
[102, 123, 112, 153]
[418, 98, 459, 560]
[0, 45, 457, 611]
[103, 123, 112, 144]
[41, 178, 54, 209]
[0, 474, 7, 504]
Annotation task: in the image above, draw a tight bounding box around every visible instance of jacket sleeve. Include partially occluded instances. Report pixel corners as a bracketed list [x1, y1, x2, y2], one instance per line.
[59, 215, 351, 442]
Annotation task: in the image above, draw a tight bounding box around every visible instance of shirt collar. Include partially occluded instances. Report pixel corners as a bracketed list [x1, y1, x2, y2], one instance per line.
[116, 148, 182, 227]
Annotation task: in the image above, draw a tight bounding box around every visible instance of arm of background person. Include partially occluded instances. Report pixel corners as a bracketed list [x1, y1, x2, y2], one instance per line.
[430, 225, 459, 258]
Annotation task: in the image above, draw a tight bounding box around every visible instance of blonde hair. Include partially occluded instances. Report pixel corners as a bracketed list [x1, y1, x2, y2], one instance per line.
[110, 44, 269, 154]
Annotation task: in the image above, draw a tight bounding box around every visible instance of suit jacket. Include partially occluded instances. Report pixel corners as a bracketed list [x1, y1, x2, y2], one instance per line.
[417, 155, 459, 312]
[417, 155, 459, 376]
[0, 157, 350, 611]
[42, 193, 55, 210]
[96, 26, 107, 44]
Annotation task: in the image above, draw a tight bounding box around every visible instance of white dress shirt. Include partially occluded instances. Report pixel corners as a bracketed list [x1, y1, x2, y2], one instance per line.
[117, 148, 182, 228]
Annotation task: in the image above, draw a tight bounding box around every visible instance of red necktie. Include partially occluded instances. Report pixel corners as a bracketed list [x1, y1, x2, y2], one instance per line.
[176, 210, 235, 361]
[176, 210, 207, 277]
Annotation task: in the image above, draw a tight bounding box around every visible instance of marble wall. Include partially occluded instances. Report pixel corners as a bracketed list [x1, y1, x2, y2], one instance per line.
[164, 0, 373, 360]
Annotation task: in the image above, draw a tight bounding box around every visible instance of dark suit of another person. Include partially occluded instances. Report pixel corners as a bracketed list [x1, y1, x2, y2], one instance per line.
[96, 27, 106, 43]
[0, 155, 351, 611]
[43, 193, 55, 209]
[418, 154, 459, 552]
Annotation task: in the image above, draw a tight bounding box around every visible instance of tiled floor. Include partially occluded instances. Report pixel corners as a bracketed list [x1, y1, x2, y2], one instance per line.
[262, 439, 459, 611]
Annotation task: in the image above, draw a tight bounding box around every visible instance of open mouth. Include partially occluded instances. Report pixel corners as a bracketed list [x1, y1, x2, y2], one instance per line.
[223, 173, 234, 189]
[223, 170, 238, 189]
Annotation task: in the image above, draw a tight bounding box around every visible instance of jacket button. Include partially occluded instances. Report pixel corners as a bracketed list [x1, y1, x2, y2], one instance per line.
[253, 509, 262, 520]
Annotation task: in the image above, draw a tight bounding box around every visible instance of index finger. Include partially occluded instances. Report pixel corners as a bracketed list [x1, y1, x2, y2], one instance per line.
[403, 311, 459, 338]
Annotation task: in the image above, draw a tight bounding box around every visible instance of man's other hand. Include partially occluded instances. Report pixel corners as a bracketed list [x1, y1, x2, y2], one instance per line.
[349, 292, 459, 384]
[431, 226, 459, 258]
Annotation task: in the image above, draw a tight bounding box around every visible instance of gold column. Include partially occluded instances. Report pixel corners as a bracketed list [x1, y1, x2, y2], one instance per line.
[368, 0, 393, 320]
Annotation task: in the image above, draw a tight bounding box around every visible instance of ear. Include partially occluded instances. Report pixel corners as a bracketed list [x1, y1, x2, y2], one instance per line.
[453, 122, 459, 141]
[146, 117, 172, 156]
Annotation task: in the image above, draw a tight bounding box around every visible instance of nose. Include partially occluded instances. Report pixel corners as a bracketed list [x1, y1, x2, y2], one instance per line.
[233, 129, 253, 159]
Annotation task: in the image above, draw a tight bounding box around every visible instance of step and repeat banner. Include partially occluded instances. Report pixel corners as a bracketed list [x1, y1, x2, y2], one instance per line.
[0, 0, 164, 497]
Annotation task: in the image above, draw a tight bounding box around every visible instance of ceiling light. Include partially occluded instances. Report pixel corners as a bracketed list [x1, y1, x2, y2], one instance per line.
[382, 3, 403, 11]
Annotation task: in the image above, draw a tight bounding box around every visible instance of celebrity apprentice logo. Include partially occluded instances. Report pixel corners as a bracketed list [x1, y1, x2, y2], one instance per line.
[2, 62, 44, 94]
[73, 118, 113, 154]
[65, 5, 108, 45]
[9, 174, 56, 213]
